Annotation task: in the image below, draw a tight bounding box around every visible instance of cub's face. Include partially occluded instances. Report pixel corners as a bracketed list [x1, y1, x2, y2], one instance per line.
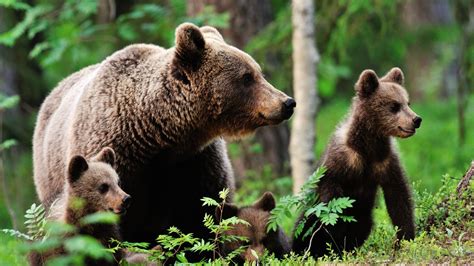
[67, 147, 131, 214]
[217, 192, 277, 262]
[355, 67, 422, 138]
[171, 23, 295, 137]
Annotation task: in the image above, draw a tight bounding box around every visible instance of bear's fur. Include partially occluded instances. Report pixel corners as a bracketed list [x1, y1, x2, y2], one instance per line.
[29, 147, 130, 266]
[33, 23, 294, 246]
[217, 192, 291, 262]
[292, 68, 421, 257]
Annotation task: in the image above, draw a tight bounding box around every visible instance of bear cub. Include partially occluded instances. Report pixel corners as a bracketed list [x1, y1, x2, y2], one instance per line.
[30, 147, 131, 266]
[217, 192, 290, 262]
[293, 68, 421, 257]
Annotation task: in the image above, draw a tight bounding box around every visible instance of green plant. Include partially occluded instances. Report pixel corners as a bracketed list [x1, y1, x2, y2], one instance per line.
[268, 167, 355, 257]
[2, 203, 120, 265]
[111, 188, 249, 264]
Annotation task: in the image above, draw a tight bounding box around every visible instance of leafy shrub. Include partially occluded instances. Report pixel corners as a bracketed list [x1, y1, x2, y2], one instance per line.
[268, 167, 355, 257]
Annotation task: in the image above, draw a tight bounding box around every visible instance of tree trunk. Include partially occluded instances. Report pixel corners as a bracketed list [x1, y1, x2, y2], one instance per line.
[453, 0, 473, 146]
[457, 161, 474, 196]
[290, 0, 319, 194]
[187, 0, 291, 182]
[401, 0, 452, 101]
[97, 0, 116, 24]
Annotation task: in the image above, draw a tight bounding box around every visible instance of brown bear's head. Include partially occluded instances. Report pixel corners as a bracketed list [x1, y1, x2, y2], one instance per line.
[171, 23, 295, 138]
[216, 192, 278, 262]
[355, 67, 422, 138]
[66, 147, 131, 215]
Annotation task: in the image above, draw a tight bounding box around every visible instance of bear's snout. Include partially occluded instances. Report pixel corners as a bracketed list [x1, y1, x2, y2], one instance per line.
[413, 116, 422, 129]
[282, 98, 296, 119]
[122, 195, 132, 209]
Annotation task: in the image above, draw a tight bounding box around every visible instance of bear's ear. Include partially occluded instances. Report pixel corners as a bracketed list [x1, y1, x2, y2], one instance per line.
[173, 23, 205, 73]
[92, 147, 116, 166]
[355, 69, 379, 98]
[200, 26, 224, 42]
[216, 203, 239, 219]
[380, 67, 404, 85]
[253, 192, 276, 212]
[68, 155, 89, 183]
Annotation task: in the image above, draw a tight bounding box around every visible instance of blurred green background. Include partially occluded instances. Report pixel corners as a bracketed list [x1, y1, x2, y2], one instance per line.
[0, 0, 472, 258]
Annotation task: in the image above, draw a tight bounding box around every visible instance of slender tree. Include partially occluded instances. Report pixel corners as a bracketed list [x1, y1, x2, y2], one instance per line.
[290, 0, 319, 194]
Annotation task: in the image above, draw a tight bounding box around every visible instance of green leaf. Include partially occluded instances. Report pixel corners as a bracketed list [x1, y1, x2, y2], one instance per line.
[218, 188, 230, 200]
[176, 252, 188, 263]
[80, 211, 119, 225]
[29, 42, 50, 58]
[0, 139, 17, 150]
[0, 0, 30, 10]
[0, 4, 52, 46]
[201, 197, 219, 207]
[64, 235, 113, 261]
[1, 229, 33, 240]
[250, 249, 259, 260]
[28, 237, 63, 253]
[0, 95, 19, 109]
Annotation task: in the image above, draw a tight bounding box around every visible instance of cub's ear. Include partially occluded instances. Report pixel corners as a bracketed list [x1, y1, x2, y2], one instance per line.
[253, 192, 276, 212]
[380, 67, 404, 85]
[68, 155, 88, 183]
[173, 23, 205, 72]
[216, 203, 239, 219]
[355, 69, 379, 98]
[92, 147, 116, 166]
[200, 26, 224, 42]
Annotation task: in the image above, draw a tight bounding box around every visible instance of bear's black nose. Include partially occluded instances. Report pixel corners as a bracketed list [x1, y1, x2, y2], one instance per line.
[122, 195, 132, 209]
[282, 98, 296, 119]
[284, 98, 296, 109]
[413, 116, 422, 128]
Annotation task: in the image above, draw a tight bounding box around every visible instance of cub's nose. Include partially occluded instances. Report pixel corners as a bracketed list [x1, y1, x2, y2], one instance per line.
[122, 195, 132, 209]
[413, 116, 422, 128]
[282, 98, 296, 118]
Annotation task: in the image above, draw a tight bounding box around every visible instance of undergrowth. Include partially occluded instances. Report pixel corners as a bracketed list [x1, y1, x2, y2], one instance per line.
[2, 169, 473, 265]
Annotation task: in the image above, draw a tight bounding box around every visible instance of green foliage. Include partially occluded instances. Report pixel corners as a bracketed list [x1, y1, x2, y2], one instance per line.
[2, 202, 45, 241]
[0, 94, 20, 110]
[80, 211, 119, 226]
[112, 188, 249, 264]
[268, 167, 356, 244]
[24, 203, 46, 241]
[0, 0, 229, 88]
[2, 203, 119, 265]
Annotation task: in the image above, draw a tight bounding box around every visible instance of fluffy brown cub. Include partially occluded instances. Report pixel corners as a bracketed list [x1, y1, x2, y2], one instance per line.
[217, 192, 290, 262]
[29, 147, 131, 266]
[293, 68, 421, 257]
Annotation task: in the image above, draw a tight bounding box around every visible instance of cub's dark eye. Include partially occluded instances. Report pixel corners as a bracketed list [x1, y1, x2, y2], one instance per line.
[242, 73, 254, 86]
[389, 102, 401, 113]
[99, 183, 109, 194]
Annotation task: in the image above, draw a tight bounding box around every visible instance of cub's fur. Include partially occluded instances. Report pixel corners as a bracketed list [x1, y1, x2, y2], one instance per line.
[217, 192, 290, 262]
[29, 148, 130, 266]
[293, 68, 421, 257]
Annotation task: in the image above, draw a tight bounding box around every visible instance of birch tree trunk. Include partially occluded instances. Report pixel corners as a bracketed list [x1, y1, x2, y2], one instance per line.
[290, 0, 319, 194]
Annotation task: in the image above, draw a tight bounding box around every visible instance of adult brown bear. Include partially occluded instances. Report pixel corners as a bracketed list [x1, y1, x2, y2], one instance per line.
[33, 23, 295, 245]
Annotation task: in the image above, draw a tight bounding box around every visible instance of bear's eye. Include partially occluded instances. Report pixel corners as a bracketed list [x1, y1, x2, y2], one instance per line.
[389, 102, 401, 113]
[99, 183, 109, 194]
[242, 73, 254, 87]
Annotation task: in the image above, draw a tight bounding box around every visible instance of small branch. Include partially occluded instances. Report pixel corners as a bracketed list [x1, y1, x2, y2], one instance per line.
[456, 161, 474, 196]
[302, 222, 323, 260]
